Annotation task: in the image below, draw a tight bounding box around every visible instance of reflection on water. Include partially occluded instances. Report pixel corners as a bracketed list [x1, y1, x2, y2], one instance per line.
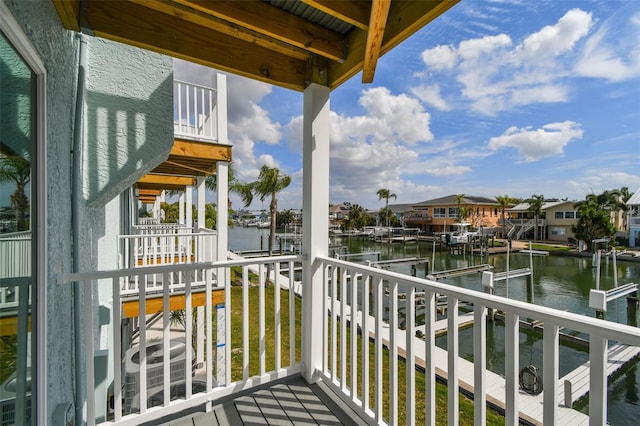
[229, 228, 640, 423]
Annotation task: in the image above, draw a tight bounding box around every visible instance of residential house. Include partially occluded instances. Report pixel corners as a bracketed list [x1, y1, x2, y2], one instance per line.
[404, 194, 500, 234]
[506, 199, 580, 242]
[627, 187, 640, 248]
[542, 200, 580, 243]
[2, 2, 638, 426]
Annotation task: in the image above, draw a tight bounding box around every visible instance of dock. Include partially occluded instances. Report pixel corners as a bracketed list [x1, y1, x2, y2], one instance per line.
[426, 264, 492, 280]
[331, 298, 640, 425]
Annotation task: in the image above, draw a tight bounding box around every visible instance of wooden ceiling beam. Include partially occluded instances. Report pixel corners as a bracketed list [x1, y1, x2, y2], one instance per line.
[138, 196, 158, 204]
[300, 0, 370, 30]
[175, 0, 347, 62]
[137, 189, 162, 197]
[138, 174, 194, 187]
[171, 139, 232, 162]
[85, 1, 309, 91]
[52, 0, 81, 31]
[327, 0, 459, 89]
[362, 0, 390, 83]
[131, 0, 310, 61]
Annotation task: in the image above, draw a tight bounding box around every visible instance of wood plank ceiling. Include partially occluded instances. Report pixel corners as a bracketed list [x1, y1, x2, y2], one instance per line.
[51, 0, 458, 202]
[52, 0, 459, 91]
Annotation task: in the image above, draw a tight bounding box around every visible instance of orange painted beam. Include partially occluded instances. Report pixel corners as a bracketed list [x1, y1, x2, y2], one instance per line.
[122, 288, 225, 318]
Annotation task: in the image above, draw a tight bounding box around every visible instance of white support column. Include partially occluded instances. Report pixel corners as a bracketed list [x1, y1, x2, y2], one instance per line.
[301, 83, 330, 383]
[216, 161, 229, 261]
[197, 176, 205, 231]
[153, 197, 161, 221]
[179, 192, 185, 225]
[216, 73, 228, 146]
[186, 186, 193, 229]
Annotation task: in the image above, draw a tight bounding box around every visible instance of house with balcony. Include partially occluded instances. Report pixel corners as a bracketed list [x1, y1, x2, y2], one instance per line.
[2, 2, 640, 426]
[628, 187, 640, 248]
[505, 199, 578, 242]
[404, 194, 500, 234]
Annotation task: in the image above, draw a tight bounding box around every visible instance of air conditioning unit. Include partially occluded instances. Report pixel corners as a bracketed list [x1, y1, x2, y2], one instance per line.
[0, 369, 31, 426]
[130, 379, 207, 413]
[123, 340, 193, 414]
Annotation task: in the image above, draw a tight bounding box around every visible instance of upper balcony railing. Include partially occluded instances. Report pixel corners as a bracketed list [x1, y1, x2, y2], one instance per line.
[630, 216, 640, 226]
[174, 80, 217, 142]
[60, 254, 640, 425]
[118, 226, 217, 296]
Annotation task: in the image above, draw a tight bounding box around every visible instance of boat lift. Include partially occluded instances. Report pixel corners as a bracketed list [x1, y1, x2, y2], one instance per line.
[589, 247, 639, 322]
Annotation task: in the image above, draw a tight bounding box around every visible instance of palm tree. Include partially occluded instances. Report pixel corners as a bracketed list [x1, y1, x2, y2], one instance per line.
[242, 165, 292, 256]
[525, 194, 545, 241]
[160, 202, 180, 223]
[495, 194, 519, 238]
[205, 162, 253, 208]
[453, 193, 466, 221]
[0, 157, 31, 231]
[377, 188, 397, 228]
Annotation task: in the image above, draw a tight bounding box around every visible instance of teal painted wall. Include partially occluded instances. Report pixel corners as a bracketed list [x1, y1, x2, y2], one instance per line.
[84, 37, 173, 207]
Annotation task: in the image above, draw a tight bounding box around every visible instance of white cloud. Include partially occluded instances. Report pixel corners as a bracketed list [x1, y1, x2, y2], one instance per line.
[420, 44, 458, 70]
[513, 9, 592, 63]
[488, 121, 583, 162]
[575, 23, 640, 82]
[412, 8, 636, 115]
[411, 84, 451, 111]
[283, 87, 437, 206]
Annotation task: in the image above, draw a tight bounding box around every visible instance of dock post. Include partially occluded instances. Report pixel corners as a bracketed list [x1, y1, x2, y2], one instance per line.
[627, 294, 638, 327]
[564, 380, 573, 408]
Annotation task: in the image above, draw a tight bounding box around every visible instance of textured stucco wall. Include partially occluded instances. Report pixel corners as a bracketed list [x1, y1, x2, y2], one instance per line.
[84, 38, 173, 207]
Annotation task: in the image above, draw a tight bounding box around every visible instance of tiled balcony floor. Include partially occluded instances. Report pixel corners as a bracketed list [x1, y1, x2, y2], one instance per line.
[157, 376, 371, 426]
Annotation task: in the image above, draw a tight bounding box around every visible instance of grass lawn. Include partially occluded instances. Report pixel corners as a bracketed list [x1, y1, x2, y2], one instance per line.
[218, 283, 504, 425]
[530, 243, 571, 252]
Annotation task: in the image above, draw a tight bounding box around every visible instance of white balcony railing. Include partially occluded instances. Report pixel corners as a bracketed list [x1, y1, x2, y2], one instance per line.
[60, 255, 640, 425]
[118, 229, 217, 296]
[174, 80, 217, 142]
[0, 231, 31, 310]
[60, 255, 302, 426]
[319, 256, 640, 425]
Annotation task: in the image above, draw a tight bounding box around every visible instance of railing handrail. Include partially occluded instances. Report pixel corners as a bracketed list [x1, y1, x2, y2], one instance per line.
[174, 79, 217, 93]
[119, 231, 215, 239]
[59, 255, 302, 284]
[320, 255, 640, 345]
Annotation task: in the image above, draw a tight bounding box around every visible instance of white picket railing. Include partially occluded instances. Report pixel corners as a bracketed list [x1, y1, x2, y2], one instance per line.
[58, 254, 640, 426]
[59, 255, 302, 426]
[174, 80, 217, 142]
[318, 256, 640, 426]
[118, 229, 217, 296]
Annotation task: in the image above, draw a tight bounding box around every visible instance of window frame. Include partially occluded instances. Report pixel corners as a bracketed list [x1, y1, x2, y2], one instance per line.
[0, 3, 48, 424]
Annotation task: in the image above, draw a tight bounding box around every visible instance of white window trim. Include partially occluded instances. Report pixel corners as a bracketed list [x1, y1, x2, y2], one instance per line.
[0, 3, 48, 424]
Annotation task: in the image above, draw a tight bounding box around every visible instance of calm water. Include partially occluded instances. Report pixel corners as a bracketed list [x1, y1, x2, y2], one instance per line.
[229, 227, 640, 423]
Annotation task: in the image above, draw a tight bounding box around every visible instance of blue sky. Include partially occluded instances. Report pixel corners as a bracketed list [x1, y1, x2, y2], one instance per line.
[176, 0, 640, 212]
